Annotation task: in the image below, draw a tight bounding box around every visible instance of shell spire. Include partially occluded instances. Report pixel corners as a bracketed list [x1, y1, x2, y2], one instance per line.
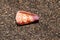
[16, 10, 39, 25]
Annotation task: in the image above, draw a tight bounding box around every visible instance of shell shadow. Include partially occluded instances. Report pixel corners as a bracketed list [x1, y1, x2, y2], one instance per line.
[16, 20, 39, 26]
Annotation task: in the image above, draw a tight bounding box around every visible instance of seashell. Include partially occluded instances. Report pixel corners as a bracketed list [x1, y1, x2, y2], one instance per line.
[16, 10, 39, 25]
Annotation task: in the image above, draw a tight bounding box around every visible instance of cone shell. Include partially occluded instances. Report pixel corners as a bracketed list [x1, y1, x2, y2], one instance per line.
[16, 11, 39, 25]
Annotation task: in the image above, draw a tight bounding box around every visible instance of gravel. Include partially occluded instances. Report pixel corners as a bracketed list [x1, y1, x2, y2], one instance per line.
[0, 0, 60, 40]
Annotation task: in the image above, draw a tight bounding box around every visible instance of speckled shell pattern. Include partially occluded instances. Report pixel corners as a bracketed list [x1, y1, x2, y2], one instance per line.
[16, 11, 39, 25]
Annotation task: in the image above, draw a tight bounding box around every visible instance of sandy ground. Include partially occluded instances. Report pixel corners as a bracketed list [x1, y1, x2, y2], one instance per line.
[0, 0, 60, 40]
